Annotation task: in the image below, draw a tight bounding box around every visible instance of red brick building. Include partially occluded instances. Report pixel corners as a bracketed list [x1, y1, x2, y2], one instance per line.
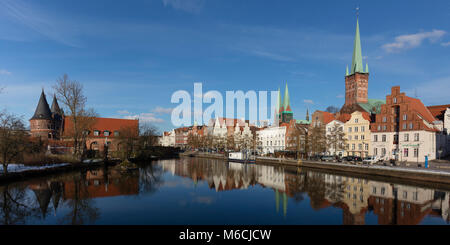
[29, 90, 139, 152]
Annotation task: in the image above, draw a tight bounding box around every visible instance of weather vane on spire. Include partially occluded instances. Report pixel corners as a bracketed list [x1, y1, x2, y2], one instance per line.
[356, 6, 360, 18]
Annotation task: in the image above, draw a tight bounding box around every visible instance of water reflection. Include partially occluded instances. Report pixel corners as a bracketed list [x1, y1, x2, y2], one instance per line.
[0, 158, 449, 225]
[160, 158, 450, 225]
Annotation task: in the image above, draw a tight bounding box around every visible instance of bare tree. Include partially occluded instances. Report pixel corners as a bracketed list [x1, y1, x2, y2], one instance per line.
[326, 123, 347, 156]
[117, 125, 139, 160]
[326, 106, 339, 114]
[0, 111, 27, 175]
[53, 74, 97, 158]
[287, 123, 309, 159]
[308, 126, 327, 156]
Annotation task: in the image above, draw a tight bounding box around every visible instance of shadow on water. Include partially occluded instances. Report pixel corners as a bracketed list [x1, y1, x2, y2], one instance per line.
[0, 157, 449, 225]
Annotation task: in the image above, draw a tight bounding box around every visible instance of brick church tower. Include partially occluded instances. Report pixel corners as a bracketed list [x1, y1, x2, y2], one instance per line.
[340, 17, 370, 114]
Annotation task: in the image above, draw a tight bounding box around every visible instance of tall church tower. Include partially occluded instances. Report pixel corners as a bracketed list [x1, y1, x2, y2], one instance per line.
[341, 17, 369, 114]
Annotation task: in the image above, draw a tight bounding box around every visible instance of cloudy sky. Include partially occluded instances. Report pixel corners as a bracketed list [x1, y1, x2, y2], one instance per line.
[0, 0, 449, 132]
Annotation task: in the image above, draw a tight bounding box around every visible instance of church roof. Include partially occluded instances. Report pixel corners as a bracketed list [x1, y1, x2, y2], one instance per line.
[30, 90, 53, 120]
[348, 18, 368, 76]
[357, 99, 386, 114]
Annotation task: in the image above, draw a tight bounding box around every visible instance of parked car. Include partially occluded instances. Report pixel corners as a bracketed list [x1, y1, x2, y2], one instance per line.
[342, 156, 354, 162]
[321, 155, 335, 162]
[362, 156, 379, 165]
[353, 156, 363, 162]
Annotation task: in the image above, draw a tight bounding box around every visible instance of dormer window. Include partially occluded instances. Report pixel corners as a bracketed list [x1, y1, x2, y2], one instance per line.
[104, 131, 110, 136]
[114, 131, 120, 136]
[94, 130, 100, 136]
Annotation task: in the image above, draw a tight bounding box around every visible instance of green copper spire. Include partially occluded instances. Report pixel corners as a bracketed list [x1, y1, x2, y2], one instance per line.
[283, 83, 290, 111]
[365, 63, 369, 73]
[350, 18, 364, 75]
[346, 65, 349, 76]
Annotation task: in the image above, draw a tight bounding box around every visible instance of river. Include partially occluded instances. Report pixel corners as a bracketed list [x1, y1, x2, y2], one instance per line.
[0, 157, 449, 225]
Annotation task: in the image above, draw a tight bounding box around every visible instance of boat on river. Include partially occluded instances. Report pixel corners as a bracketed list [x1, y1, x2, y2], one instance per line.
[227, 152, 255, 164]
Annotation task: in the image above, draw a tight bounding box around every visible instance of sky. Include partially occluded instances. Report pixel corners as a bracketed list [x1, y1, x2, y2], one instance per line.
[0, 0, 449, 133]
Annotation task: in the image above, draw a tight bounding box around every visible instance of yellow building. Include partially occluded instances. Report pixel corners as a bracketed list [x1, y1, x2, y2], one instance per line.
[344, 111, 371, 157]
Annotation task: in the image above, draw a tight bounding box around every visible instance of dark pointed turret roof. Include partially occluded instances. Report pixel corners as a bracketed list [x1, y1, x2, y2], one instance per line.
[30, 90, 52, 120]
[50, 94, 62, 115]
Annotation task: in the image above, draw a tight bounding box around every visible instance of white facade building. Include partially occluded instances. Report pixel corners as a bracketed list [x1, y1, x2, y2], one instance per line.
[159, 129, 175, 147]
[257, 126, 286, 155]
[326, 120, 345, 156]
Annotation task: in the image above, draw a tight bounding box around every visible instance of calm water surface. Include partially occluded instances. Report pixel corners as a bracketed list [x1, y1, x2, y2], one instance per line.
[1, 157, 449, 225]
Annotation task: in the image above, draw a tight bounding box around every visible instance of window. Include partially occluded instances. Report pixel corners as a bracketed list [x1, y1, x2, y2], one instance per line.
[114, 131, 120, 136]
[361, 135, 365, 140]
[377, 125, 381, 131]
[373, 187, 377, 194]
[352, 144, 355, 150]
[374, 135, 378, 142]
[403, 114, 407, 120]
[414, 148, 418, 158]
[94, 130, 100, 136]
[361, 126, 365, 132]
[355, 118, 359, 123]
[381, 187, 385, 195]
[382, 116, 387, 122]
[409, 123, 413, 129]
[404, 134, 409, 142]
[393, 97, 397, 103]
[403, 123, 407, 130]
[365, 144, 368, 151]
[382, 135, 386, 142]
[349, 135, 352, 140]
[104, 131, 110, 136]
[404, 148, 409, 157]
[374, 148, 378, 155]
[414, 133, 419, 141]
[413, 192, 418, 201]
[403, 191, 408, 199]
[348, 127, 352, 133]
[355, 127, 358, 132]
[381, 148, 386, 156]
[383, 125, 387, 131]
[358, 144, 362, 150]
[355, 135, 358, 140]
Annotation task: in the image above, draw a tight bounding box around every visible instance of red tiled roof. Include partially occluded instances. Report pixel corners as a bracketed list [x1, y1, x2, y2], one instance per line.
[336, 113, 352, 123]
[63, 116, 139, 138]
[405, 97, 437, 123]
[427, 104, 450, 121]
[322, 111, 336, 124]
[361, 112, 371, 121]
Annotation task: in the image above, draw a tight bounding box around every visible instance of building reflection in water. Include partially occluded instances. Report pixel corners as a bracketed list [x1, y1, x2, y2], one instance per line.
[159, 158, 450, 225]
[0, 158, 449, 225]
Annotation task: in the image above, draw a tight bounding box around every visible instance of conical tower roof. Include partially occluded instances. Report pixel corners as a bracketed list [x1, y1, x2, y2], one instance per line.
[350, 18, 365, 75]
[50, 94, 62, 115]
[30, 90, 52, 120]
[283, 83, 291, 112]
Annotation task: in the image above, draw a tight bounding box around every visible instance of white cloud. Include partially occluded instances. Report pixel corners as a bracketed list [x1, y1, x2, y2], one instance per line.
[117, 110, 130, 115]
[153, 106, 173, 114]
[123, 112, 164, 123]
[382, 30, 446, 53]
[0, 69, 11, 75]
[162, 0, 205, 14]
[303, 99, 314, 104]
[336, 94, 344, 99]
[441, 42, 450, 47]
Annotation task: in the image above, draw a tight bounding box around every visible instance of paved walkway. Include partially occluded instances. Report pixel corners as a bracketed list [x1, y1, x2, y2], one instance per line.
[333, 159, 450, 173]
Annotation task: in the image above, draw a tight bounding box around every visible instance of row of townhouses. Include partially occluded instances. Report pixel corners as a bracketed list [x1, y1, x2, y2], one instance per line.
[160, 17, 450, 163]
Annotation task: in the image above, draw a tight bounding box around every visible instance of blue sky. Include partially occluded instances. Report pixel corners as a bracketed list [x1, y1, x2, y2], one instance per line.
[0, 0, 449, 132]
